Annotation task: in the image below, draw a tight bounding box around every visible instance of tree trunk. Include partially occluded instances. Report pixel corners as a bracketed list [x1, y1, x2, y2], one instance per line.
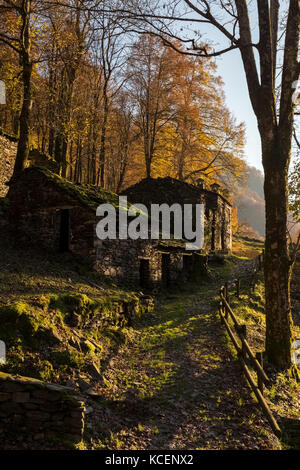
[12, 60, 32, 178]
[144, 132, 153, 178]
[54, 132, 64, 169]
[13, 114, 19, 136]
[48, 61, 56, 157]
[55, 66, 75, 176]
[99, 90, 109, 187]
[262, 136, 293, 369]
[48, 128, 55, 157]
[145, 148, 151, 178]
[11, 0, 32, 179]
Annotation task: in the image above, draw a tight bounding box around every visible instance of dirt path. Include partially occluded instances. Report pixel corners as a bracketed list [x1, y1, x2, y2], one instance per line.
[85, 270, 280, 450]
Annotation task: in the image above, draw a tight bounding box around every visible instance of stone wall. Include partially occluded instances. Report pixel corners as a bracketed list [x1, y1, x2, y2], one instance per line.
[8, 169, 97, 266]
[0, 372, 85, 442]
[94, 237, 160, 286]
[0, 198, 9, 232]
[94, 236, 187, 289]
[0, 134, 17, 197]
[123, 176, 232, 253]
[7, 167, 207, 288]
[204, 192, 232, 252]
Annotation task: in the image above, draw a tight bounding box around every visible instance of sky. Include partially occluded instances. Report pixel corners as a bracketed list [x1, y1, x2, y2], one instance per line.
[174, 3, 264, 173]
[216, 50, 263, 173]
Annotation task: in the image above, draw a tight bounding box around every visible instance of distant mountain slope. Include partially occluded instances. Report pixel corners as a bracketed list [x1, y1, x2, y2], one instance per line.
[234, 165, 265, 237]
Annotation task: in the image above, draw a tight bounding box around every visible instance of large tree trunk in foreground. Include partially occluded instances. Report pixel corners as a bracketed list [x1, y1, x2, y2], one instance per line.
[262, 135, 293, 369]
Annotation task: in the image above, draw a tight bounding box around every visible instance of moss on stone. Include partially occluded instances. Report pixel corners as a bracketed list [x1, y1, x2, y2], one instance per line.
[23, 166, 120, 212]
[52, 347, 85, 371]
[0, 301, 61, 348]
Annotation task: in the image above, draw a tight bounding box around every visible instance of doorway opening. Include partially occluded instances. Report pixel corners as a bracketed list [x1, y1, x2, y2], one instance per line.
[162, 253, 170, 288]
[139, 259, 150, 289]
[211, 211, 216, 251]
[183, 254, 193, 278]
[59, 209, 70, 252]
[221, 226, 226, 250]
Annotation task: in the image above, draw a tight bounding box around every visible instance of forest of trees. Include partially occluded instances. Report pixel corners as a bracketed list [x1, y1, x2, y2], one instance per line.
[0, 1, 299, 371]
[0, 0, 246, 193]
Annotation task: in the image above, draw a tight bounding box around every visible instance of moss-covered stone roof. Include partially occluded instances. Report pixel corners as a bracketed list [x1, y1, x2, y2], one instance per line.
[18, 166, 121, 212]
[122, 176, 203, 205]
[157, 238, 188, 250]
[122, 176, 232, 207]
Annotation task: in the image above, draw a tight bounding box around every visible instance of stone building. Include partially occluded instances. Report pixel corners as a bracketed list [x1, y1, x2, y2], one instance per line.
[122, 176, 232, 252]
[8, 167, 199, 289]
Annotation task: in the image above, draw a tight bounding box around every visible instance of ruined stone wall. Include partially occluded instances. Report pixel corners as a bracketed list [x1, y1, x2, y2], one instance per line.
[204, 192, 232, 252]
[224, 204, 232, 251]
[170, 252, 185, 282]
[8, 172, 96, 266]
[94, 236, 186, 288]
[8, 169, 186, 286]
[214, 198, 232, 252]
[0, 135, 17, 197]
[124, 178, 232, 254]
[94, 237, 160, 286]
[0, 198, 9, 233]
[0, 372, 85, 441]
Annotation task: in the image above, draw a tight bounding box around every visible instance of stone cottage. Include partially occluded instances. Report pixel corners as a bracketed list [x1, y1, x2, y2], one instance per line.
[7, 167, 200, 289]
[122, 176, 232, 252]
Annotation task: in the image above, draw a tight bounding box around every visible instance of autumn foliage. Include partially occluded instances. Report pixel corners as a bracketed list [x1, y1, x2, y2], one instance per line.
[0, 3, 246, 193]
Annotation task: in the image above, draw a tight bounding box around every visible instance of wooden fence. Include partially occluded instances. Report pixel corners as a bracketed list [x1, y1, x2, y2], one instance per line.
[218, 251, 281, 438]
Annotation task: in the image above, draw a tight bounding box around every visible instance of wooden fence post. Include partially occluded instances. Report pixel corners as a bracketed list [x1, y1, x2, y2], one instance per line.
[224, 297, 228, 320]
[225, 282, 229, 302]
[240, 325, 247, 359]
[218, 282, 281, 438]
[256, 352, 264, 395]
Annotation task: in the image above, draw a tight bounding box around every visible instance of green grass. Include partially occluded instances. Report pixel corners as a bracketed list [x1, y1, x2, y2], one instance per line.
[0, 229, 298, 450]
[218, 257, 300, 450]
[232, 234, 264, 259]
[80, 255, 282, 450]
[0, 235, 152, 384]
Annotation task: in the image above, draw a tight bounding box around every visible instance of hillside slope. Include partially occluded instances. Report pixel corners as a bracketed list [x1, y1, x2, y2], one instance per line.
[0, 233, 153, 394]
[234, 165, 265, 237]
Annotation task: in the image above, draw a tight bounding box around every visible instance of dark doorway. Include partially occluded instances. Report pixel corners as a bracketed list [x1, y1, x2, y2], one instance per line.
[162, 253, 170, 288]
[59, 209, 70, 252]
[211, 211, 216, 251]
[183, 254, 193, 278]
[221, 225, 226, 250]
[140, 259, 150, 289]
